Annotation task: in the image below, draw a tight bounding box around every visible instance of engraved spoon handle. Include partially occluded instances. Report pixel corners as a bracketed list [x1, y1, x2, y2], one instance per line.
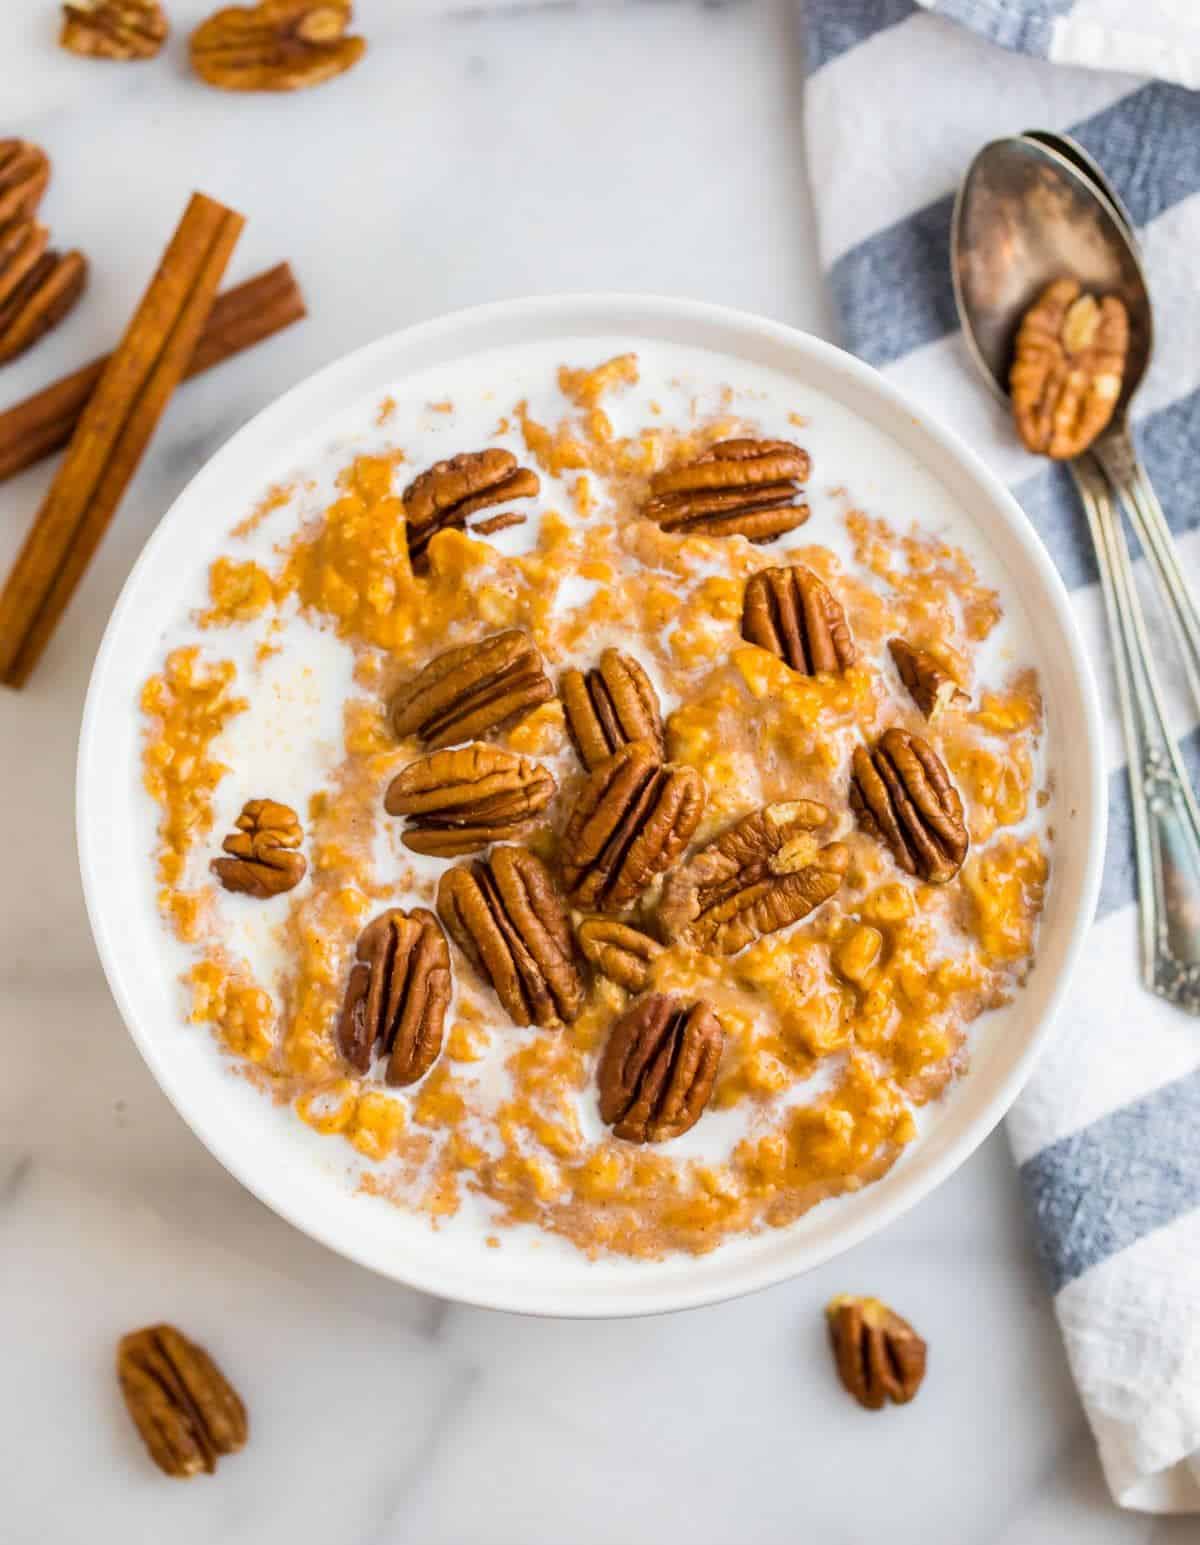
[1093, 428, 1200, 717]
[1071, 453, 1200, 1012]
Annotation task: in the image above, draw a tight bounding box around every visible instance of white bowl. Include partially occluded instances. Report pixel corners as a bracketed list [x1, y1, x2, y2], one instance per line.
[78, 294, 1105, 1317]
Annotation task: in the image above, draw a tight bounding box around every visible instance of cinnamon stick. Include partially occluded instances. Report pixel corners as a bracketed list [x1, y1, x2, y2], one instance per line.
[0, 261, 304, 484]
[0, 192, 244, 687]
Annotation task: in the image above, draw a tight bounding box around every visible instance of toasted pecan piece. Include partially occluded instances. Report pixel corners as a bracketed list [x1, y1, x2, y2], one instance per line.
[576, 916, 663, 993]
[741, 564, 855, 675]
[559, 647, 665, 771]
[117, 1324, 248, 1478]
[597, 993, 724, 1143]
[337, 907, 451, 1085]
[190, 0, 366, 91]
[437, 845, 583, 1028]
[0, 220, 87, 367]
[826, 1295, 928, 1410]
[559, 740, 706, 913]
[644, 437, 810, 543]
[384, 742, 556, 856]
[402, 448, 539, 570]
[850, 728, 967, 884]
[60, 0, 169, 58]
[888, 639, 967, 721]
[1010, 277, 1128, 458]
[390, 630, 553, 749]
[211, 798, 307, 897]
[0, 140, 51, 225]
[659, 801, 847, 954]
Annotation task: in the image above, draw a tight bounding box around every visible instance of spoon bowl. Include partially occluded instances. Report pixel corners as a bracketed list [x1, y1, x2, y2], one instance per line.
[950, 134, 1152, 417]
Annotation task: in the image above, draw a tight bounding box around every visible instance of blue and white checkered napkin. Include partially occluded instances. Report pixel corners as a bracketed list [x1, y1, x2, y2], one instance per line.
[800, 0, 1200, 1513]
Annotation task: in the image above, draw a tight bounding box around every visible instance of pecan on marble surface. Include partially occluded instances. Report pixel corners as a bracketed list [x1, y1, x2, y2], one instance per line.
[117, 1324, 248, 1478]
[576, 916, 662, 993]
[560, 647, 665, 771]
[643, 437, 810, 543]
[384, 743, 557, 856]
[437, 845, 583, 1028]
[390, 629, 553, 749]
[0, 141, 50, 225]
[1010, 277, 1128, 458]
[60, 0, 168, 58]
[741, 564, 855, 675]
[337, 907, 450, 1084]
[402, 448, 539, 570]
[211, 798, 306, 897]
[850, 728, 968, 884]
[559, 740, 705, 913]
[190, 0, 366, 92]
[659, 800, 848, 955]
[0, 219, 87, 366]
[597, 993, 723, 1143]
[888, 638, 967, 721]
[826, 1295, 927, 1410]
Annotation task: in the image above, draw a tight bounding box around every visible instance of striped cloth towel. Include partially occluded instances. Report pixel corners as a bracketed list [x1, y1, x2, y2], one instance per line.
[801, 0, 1200, 1515]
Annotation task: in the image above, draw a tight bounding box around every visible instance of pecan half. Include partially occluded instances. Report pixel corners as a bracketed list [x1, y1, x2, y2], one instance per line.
[560, 648, 665, 771]
[0, 140, 51, 226]
[659, 801, 848, 954]
[644, 438, 810, 543]
[1010, 278, 1128, 458]
[560, 740, 706, 913]
[597, 994, 723, 1143]
[826, 1296, 927, 1410]
[211, 798, 307, 897]
[390, 629, 553, 749]
[117, 1324, 248, 1478]
[190, 0, 366, 92]
[384, 742, 556, 856]
[741, 564, 855, 675]
[888, 638, 967, 721]
[337, 908, 450, 1084]
[850, 729, 967, 884]
[576, 917, 662, 992]
[0, 220, 87, 367]
[403, 449, 539, 570]
[61, 0, 168, 58]
[437, 845, 583, 1028]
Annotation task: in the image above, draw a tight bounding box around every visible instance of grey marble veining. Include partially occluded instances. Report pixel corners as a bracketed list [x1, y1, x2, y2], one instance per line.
[0, 1, 1192, 1538]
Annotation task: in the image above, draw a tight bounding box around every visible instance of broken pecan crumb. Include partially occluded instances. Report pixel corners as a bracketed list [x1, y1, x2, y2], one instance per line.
[402, 448, 539, 569]
[826, 1295, 927, 1410]
[576, 916, 662, 992]
[190, 0, 366, 92]
[888, 638, 967, 721]
[741, 565, 855, 675]
[560, 647, 665, 771]
[117, 1324, 248, 1477]
[1010, 277, 1128, 458]
[60, 0, 168, 59]
[337, 907, 451, 1085]
[850, 729, 968, 884]
[384, 742, 556, 856]
[597, 993, 724, 1143]
[437, 845, 583, 1028]
[211, 798, 306, 897]
[390, 630, 553, 749]
[659, 801, 847, 954]
[560, 740, 706, 913]
[644, 437, 810, 543]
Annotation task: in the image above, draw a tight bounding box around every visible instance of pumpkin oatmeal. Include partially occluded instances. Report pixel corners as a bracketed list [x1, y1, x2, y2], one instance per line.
[139, 343, 1051, 1261]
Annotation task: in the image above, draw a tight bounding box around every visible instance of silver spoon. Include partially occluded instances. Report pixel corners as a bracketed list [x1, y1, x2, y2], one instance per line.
[952, 133, 1200, 1013]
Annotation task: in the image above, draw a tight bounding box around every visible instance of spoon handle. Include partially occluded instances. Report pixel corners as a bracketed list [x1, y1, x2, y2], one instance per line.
[1071, 453, 1200, 1013]
[1093, 430, 1200, 717]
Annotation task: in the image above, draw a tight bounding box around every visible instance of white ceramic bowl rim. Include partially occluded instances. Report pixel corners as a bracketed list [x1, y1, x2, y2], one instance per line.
[77, 293, 1106, 1317]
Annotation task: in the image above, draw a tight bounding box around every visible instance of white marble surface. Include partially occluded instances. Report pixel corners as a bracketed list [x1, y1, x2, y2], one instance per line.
[0, 3, 1191, 1540]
